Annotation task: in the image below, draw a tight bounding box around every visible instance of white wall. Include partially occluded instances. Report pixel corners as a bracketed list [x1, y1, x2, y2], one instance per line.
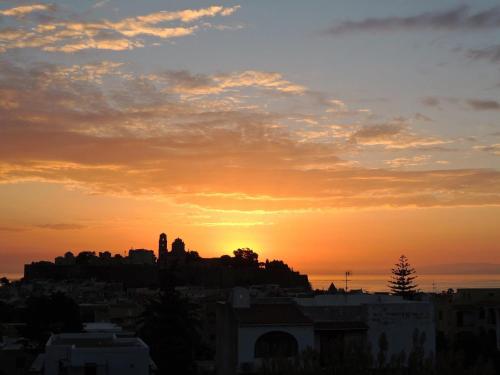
[68, 347, 150, 375]
[366, 302, 435, 362]
[44, 334, 151, 375]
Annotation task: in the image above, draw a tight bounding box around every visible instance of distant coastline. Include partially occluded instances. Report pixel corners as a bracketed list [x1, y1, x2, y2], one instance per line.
[4, 270, 500, 294]
[309, 272, 500, 292]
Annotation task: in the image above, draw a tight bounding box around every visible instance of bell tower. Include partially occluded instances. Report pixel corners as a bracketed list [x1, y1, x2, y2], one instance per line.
[158, 233, 167, 263]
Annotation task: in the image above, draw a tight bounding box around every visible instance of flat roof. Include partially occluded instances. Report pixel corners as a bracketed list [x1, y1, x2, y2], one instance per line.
[49, 334, 144, 348]
[235, 303, 312, 326]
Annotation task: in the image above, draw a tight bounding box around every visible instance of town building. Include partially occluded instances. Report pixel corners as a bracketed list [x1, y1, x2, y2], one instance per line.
[127, 249, 156, 265]
[216, 288, 435, 375]
[30, 332, 156, 375]
[0, 337, 36, 375]
[434, 288, 500, 350]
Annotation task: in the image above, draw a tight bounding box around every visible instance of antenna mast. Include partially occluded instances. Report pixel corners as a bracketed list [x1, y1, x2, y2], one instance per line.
[345, 271, 351, 292]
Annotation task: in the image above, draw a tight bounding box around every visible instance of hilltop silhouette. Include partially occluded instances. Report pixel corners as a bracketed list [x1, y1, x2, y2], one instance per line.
[24, 233, 310, 289]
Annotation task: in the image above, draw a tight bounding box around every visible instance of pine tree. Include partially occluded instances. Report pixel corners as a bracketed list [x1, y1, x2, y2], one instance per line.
[389, 255, 418, 297]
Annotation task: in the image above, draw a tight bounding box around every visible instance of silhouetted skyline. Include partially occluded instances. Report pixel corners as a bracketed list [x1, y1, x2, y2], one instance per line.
[0, 0, 499, 281]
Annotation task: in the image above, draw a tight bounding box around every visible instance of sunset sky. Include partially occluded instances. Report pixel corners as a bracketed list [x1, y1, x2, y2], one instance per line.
[0, 0, 499, 276]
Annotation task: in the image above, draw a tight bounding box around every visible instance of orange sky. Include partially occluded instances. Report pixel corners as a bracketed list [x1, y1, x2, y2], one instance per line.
[1, 182, 498, 276]
[0, 1, 499, 277]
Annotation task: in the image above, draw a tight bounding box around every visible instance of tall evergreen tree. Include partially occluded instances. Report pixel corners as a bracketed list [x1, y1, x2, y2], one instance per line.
[389, 255, 418, 297]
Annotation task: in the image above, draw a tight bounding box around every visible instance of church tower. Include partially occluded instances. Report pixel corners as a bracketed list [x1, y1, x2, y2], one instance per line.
[158, 233, 167, 263]
[171, 238, 186, 256]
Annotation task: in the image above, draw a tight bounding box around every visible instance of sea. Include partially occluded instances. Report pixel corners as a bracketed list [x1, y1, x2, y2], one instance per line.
[309, 273, 500, 293]
[2, 272, 500, 293]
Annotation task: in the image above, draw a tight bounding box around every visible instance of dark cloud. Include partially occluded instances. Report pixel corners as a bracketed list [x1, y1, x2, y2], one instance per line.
[421, 97, 441, 108]
[467, 99, 500, 111]
[414, 113, 433, 122]
[474, 144, 500, 156]
[351, 123, 404, 140]
[327, 5, 500, 35]
[467, 45, 500, 63]
[349, 122, 445, 149]
[149, 69, 306, 95]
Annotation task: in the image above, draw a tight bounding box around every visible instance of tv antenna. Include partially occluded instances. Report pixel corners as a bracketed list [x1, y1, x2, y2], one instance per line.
[345, 271, 352, 292]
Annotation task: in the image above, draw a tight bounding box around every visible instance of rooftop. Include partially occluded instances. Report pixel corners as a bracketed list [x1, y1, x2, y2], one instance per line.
[48, 333, 146, 349]
[235, 303, 312, 326]
[83, 322, 123, 333]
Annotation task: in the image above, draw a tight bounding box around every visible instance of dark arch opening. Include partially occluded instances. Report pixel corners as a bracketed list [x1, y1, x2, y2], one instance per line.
[254, 331, 299, 358]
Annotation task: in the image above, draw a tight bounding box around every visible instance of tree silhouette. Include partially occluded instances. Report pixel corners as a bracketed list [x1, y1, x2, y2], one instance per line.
[389, 255, 418, 297]
[0, 277, 10, 287]
[75, 251, 97, 265]
[233, 248, 259, 268]
[138, 285, 204, 375]
[23, 292, 82, 343]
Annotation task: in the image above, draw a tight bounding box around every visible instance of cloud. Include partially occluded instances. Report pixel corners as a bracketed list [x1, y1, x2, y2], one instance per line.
[467, 99, 500, 111]
[421, 97, 441, 108]
[150, 70, 306, 96]
[467, 45, 500, 64]
[0, 5, 240, 53]
[326, 5, 500, 35]
[421, 97, 500, 111]
[0, 4, 53, 17]
[0, 60, 498, 211]
[39, 61, 124, 83]
[0, 226, 26, 232]
[474, 144, 500, 156]
[384, 155, 431, 168]
[34, 223, 87, 230]
[93, 0, 111, 9]
[414, 113, 433, 122]
[195, 221, 273, 227]
[349, 122, 447, 149]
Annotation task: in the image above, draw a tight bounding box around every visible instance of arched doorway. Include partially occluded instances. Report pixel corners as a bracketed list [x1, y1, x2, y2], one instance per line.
[254, 331, 299, 358]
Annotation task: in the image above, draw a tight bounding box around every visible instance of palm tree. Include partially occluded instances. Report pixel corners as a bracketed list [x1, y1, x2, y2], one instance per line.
[389, 255, 418, 297]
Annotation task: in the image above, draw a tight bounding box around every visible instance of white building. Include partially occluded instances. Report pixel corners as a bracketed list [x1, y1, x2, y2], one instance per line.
[296, 293, 436, 365]
[216, 288, 435, 375]
[30, 332, 156, 375]
[217, 288, 314, 375]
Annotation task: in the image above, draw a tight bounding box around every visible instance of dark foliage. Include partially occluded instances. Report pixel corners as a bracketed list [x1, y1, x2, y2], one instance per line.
[22, 292, 82, 344]
[75, 251, 97, 265]
[264, 260, 291, 272]
[233, 248, 259, 268]
[0, 276, 10, 287]
[138, 286, 205, 375]
[389, 255, 418, 297]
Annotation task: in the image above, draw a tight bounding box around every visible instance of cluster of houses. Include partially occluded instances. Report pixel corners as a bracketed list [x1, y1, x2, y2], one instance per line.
[1, 235, 498, 374]
[1, 276, 500, 374]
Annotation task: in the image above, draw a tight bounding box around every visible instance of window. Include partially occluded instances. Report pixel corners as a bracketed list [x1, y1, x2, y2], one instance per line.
[254, 331, 298, 358]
